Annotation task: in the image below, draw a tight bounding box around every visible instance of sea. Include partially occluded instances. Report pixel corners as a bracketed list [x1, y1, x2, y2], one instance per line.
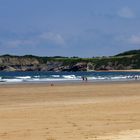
[0, 71, 140, 84]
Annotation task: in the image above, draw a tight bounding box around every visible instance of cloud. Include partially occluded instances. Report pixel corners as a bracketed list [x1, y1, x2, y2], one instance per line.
[6, 40, 22, 48]
[128, 35, 140, 45]
[39, 32, 65, 45]
[0, 32, 65, 48]
[116, 34, 140, 45]
[118, 7, 135, 19]
[5, 39, 35, 48]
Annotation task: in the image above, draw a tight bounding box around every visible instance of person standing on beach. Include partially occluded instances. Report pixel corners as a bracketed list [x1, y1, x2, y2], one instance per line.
[82, 76, 88, 82]
[85, 77, 88, 82]
[82, 76, 85, 81]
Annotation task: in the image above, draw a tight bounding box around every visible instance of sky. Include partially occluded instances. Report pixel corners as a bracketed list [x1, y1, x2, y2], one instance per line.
[0, 0, 140, 57]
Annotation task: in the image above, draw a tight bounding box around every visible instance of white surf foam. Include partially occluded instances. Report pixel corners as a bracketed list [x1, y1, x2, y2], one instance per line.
[4, 79, 23, 83]
[51, 75, 60, 78]
[16, 76, 31, 79]
[62, 75, 76, 79]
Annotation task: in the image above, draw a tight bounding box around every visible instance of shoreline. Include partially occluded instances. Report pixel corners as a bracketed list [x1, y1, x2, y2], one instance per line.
[0, 79, 140, 86]
[1, 70, 140, 85]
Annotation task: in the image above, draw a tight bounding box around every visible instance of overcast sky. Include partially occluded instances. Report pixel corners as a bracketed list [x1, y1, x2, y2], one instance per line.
[0, 0, 140, 57]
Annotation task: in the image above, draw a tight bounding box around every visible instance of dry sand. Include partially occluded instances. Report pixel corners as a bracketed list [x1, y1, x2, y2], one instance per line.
[0, 82, 140, 140]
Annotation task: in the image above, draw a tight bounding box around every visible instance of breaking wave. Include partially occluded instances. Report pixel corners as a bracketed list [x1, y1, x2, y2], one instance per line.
[0, 71, 140, 83]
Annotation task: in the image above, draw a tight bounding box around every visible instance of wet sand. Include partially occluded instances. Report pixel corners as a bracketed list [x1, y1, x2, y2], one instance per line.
[0, 82, 140, 140]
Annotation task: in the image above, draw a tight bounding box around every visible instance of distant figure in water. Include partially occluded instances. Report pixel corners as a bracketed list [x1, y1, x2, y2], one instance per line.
[134, 75, 139, 80]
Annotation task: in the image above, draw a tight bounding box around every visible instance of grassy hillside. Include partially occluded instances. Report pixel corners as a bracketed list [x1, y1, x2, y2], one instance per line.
[116, 49, 140, 57]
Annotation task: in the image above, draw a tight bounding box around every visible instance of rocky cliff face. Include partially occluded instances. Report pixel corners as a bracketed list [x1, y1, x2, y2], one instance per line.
[0, 56, 89, 71]
[0, 56, 40, 65]
[0, 56, 41, 71]
[0, 53, 140, 71]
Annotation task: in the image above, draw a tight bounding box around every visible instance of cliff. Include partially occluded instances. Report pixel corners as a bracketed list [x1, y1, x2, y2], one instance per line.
[0, 50, 140, 71]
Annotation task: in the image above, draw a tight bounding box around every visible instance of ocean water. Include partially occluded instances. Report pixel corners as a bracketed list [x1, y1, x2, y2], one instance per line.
[0, 71, 140, 84]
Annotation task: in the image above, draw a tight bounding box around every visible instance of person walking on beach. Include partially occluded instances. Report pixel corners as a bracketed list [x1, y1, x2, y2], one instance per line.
[82, 76, 88, 82]
[82, 76, 85, 81]
[85, 77, 88, 82]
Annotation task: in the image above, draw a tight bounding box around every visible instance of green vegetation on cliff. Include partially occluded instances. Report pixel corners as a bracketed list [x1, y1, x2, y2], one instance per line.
[0, 49, 140, 71]
[116, 50, 140, 57]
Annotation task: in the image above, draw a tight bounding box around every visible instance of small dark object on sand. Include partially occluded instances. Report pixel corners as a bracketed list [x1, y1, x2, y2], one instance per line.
[50, 83, 54, 86]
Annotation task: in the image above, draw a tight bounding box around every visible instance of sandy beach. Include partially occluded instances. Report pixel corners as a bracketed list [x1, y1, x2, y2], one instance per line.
[0, 82, 140, 140]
